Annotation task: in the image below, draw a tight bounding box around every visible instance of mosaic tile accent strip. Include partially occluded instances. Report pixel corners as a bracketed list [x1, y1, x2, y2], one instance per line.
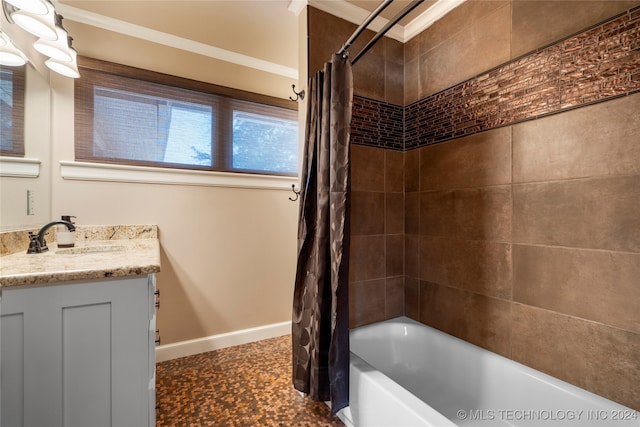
[351, 6, 640, 151]
[351, 95, 404, 150]
[156, 335, 344, 427]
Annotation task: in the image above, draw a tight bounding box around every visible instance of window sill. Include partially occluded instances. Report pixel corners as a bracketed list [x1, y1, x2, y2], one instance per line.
[0, 157, 41, 178]
[59, 161, 298, 190]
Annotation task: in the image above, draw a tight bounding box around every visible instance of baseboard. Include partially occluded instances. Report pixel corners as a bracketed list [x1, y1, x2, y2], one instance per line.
[155, 320, 291, 362]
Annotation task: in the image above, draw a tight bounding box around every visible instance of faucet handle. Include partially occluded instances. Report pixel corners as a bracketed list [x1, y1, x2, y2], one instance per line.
[27, 232, 41, 254]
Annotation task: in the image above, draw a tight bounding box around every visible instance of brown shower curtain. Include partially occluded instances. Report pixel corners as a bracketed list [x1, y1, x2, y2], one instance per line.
[292, 53, 353, 416]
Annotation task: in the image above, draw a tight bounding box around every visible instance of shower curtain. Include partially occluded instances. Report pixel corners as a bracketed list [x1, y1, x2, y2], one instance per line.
[292, 53, 353, 416]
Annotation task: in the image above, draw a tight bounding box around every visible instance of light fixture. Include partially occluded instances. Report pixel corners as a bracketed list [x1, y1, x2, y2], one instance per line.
[0, 31, 26, 66]
[1, 0, 79, 78]
[33, 17, 72, 61]
[45, 45, 79, 78]
[4, 0, 47, 15]
[9, 0, 57, 40]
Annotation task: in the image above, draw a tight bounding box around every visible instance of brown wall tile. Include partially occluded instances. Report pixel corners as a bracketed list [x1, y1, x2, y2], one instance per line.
[404, 57, 420, 105]
[404, 148, 420, 192]
[513, 176, 640, 252]
[419, 128, 512, 191]
[404, 192, 420, 235]
[405, 234, 420, 278]
[350, 235, 385, 282]
[420, 236, 512, 299]
[385, 276, 405, 318]
[420, 186, 512, 242]
[384, 37, 404, 65]
[417, 0, 510, 55]
[385, 150, 404, 192]
[511, 1, 640, 59]
[313, 3, 640, 411]
[420, 281, 512, 357]
[513, 244, 640, 333]
[512, 304, 640, 410]
[404, 36, 419, 65]
[385, 193, 404, 235]
[419, 4, 512, 96]
[353, 50, 386, 100]
[420, 281, 467, 337]
[386, 235, 404, 277]
[403, 5, 640, 149]
[308, 8, 351, 75]
[404, 276, 420, 320]
[351, 191, 384, 235]
[513, 93, 640, 183]
[385, 60, 404, 105]
[351, 145, 385, 191]
[349, 279, 387, 328]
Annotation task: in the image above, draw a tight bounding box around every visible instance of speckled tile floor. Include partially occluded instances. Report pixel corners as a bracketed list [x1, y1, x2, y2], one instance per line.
[156, 335, 345, 426]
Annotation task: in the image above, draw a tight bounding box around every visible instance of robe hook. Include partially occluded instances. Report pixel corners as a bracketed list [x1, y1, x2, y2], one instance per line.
[289, 184, 301, 201]
[289, 84, 305, 102]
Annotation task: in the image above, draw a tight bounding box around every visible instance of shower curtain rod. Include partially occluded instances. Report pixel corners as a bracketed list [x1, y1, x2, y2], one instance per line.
[336, 0, 425, 66]
[337, 0, 394, 56]
[352, 0, 424, 65]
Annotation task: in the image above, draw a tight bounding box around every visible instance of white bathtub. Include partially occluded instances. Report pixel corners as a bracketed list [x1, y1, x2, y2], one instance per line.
[337, 317, 638, 427]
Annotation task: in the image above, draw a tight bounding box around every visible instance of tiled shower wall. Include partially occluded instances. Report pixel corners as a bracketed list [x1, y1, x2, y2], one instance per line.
[308, 1, 640, 410]
[308, 7, 407, 328]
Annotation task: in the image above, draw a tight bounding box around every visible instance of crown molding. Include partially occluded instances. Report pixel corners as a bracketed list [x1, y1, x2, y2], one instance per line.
[308, 0, 405, 42]
[307, 0, 465, 43]
[54, 2, 298, 79]
[403, 0, 467, 41]
[53, 0, 464, 80]
[288, 0, 307, 16]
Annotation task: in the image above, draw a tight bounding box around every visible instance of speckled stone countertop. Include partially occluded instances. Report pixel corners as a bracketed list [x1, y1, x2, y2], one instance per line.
[0, 225, 161, 288]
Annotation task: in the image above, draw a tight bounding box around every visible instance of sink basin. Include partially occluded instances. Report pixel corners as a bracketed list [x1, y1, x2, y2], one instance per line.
[56, 245, 126, 255]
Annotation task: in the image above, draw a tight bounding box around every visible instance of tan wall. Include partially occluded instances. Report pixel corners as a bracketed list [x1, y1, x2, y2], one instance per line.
[64, 21, 295, 101]
[1, 67, 52, 230]
[0, 2, 304, 346]
[42, 26, 300, 345]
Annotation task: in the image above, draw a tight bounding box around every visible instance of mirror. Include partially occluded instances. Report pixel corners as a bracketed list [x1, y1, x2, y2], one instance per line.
[0, 64, 52, 231]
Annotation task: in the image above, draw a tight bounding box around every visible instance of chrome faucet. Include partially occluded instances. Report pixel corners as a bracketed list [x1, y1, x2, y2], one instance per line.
[27, 220, 76, 254]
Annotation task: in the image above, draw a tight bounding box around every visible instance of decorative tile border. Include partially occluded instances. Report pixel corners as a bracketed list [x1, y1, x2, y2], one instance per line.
[351, 5, 640, 151]
[351, 96, 404, 150]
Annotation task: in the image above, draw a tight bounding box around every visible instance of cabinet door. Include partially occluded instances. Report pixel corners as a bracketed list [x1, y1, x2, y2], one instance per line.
[1, 276, 150, 427]
[147, 273, 157, 427]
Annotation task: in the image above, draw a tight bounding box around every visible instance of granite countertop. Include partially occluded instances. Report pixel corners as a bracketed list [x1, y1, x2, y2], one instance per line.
[0, 225, 161, 288]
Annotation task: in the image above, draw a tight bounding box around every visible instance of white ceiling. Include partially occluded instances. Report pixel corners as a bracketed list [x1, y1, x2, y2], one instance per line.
[56, 0, 463, 79]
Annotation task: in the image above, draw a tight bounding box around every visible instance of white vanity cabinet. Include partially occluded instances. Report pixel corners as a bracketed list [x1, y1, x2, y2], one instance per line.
[0, 274, 156, 427]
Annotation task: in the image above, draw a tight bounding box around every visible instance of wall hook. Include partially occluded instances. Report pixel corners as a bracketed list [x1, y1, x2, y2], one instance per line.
[289, 184, 301, 201]
[289, 84, 305, 102]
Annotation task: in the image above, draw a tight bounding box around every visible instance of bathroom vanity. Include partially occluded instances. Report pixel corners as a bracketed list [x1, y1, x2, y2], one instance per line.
[0, 225, 161, 427]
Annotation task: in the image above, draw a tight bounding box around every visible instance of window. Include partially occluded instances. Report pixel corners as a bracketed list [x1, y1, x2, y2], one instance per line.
[75, 59, 298, 176]
[231, 101, 298, 174]
[0, 66, 25, 157]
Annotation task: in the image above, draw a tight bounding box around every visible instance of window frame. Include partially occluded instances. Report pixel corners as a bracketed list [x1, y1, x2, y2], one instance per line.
[0, 65, 26, 157]
[74, 57, 298, 177]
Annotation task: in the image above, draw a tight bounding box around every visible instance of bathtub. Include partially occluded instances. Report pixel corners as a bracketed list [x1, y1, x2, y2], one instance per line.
[337, 317, 638, 427]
